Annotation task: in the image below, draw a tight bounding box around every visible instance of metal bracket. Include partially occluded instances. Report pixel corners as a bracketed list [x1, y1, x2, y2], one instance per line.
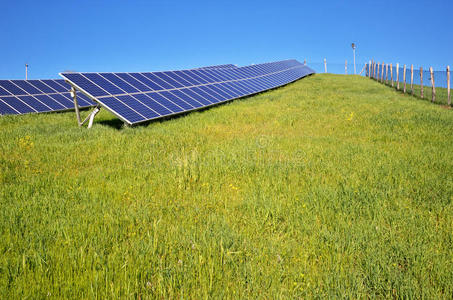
[71, 87, 101, 128]
[87, 107, 101, 129]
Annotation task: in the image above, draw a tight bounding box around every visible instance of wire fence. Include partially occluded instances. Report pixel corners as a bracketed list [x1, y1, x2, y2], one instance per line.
[366, 61, 451, 106]
[307, 60, 367, 75]
[306, 59, 451, 106]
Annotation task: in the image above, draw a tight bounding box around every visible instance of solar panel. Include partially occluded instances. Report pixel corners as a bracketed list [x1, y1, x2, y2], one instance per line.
[198, 64, 237, 69]
[60, 59, 315, 126]
[0, 79, 96, 115]
[0, 64, 236, 117]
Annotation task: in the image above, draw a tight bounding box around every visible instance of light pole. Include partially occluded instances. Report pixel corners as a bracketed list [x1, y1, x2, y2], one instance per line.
[25, 64, 28, 80]
[351, 43, 356, 75]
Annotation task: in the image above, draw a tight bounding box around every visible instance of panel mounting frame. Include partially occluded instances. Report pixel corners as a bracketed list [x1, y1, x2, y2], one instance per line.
[69, 85, 102, 128]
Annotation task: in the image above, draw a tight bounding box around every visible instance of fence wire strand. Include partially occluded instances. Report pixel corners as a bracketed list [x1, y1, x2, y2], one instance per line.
[366, 62, 451, 106]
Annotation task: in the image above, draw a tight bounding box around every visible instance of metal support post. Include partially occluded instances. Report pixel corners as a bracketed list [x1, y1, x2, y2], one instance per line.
[87, 107, 101, 129]
[69, 85, 101, 128]
[71, 87, 82, 126]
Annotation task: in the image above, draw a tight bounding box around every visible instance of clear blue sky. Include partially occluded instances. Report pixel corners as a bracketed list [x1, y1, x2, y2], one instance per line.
[1, 0, 451, 79]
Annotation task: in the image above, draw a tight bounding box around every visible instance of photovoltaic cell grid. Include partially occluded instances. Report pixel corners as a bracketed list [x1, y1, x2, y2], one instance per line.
[60, 59, 315, 125]
[198, 64, 237, 69]
[0, 79, 95, 115]
[0, 64, 236, 116]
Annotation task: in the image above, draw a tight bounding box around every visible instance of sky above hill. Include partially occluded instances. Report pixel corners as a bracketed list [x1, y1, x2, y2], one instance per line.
[0, 0, 451, 79]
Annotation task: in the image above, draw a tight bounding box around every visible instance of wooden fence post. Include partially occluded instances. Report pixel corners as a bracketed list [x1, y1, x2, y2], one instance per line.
[345, 60, 347, 75]
[377, 63, 381, 82]
[374, 61, 377, 79]
[371, 61, 374, 78]
[377, 63, 380, 81]
[390, 63, 394, 87]
[381, 62, 385, 82]
[403, 65, 407, 93]
[380, 62, 383, 82]
[386, 64, 389, 84]
[324, 58, 327, 73]
[374, 62, 377, 79]
[420, 67, 424, 98]
[376, 62, 378, 80]
[430, 67, 436, 103]
[410, 65, 414, 95]
[396, 63, 400, 90]
[359, 63, 367, 75]
[381, 62, 384, 81]
[368, 60, 371, 78]
[448, 66, 451, 106]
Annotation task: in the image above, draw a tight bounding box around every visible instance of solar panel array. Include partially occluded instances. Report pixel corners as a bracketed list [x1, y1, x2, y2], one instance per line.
[198, 64, 237, 69]
[61, 59, 314, 126]
[0, 79, 95, 115]
[0, 64, 238, 116]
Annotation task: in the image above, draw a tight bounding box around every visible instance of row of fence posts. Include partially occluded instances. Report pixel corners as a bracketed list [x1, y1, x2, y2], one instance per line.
[344, 60, 366, 75]
[302, 58, 328, 73]
[310, 58, 363, 75]
[367, 60, 451, 106]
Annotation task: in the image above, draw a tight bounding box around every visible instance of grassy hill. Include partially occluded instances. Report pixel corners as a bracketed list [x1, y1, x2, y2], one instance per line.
[1, 74, 452, 298]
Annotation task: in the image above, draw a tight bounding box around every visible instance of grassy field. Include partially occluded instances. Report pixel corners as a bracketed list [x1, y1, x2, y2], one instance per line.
[373, 76, 451, 106]
[1, 74, 452, 298]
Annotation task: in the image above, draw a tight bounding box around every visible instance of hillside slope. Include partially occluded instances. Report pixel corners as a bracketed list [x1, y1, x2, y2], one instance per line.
[1, 74, 452, 298]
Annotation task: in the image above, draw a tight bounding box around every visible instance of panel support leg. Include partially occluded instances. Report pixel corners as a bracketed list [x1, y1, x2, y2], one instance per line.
[78, 105, 101, 128]
[71, 87, 82, 126]
[87, 107, 101, 129]
[69, 85, 101, 129]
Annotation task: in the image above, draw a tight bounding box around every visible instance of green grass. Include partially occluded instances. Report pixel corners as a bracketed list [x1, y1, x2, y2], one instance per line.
[372, 76, 451, 106]
[1, 74, 452, 298]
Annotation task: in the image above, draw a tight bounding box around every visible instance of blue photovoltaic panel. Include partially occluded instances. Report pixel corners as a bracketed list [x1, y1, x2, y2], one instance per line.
[198, 64, 237, 69]
[0, 96, 35, 114]
[147, 92, 183, 113]
[41, 80, 67, 93]
[0, 64, 234, 117]
[129, 73, 163, 90]
[132, 93, 172, 115]
[60, 59, 315, 125]
[0, 78, 96, 115]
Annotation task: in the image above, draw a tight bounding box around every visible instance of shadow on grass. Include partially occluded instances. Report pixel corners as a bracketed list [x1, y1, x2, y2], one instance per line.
[98, 103, 235, 130]
[98, 118, 125, 129]
[95, 74, 316, 130]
